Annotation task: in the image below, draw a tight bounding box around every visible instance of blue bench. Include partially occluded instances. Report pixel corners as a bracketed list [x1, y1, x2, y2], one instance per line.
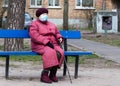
[0, 30, 92, 79]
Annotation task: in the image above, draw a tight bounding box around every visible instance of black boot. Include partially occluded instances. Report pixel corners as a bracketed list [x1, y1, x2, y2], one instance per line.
[49, 66, 58, 82]
[40, 69, 52, 83]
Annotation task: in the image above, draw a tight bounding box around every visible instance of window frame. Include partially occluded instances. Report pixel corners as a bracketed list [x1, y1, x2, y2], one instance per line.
[75, 0, 95, 9]
[3, 0, 8, 7]
[30, 0, 42, 8]
[48, 0, 61, 8]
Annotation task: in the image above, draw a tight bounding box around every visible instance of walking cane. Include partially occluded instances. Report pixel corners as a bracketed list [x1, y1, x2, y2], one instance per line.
[64, 56, 72, 83]
[58, 39, 72, 84]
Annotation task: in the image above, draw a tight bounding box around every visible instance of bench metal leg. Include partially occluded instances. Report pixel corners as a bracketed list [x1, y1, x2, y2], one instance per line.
[74, 56, 79, 79]
[63, 56, 67, 76]
[5, 55, 9, 79]
[63, 39, 67, 76]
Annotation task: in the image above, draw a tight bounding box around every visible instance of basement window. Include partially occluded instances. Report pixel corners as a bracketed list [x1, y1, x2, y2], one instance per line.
[3, 0, 8, 7]
[102, 16, 112, 30]
[48, 0, 61, 8]
[30, 0, 42, 8]
[75, 0, 95, 9]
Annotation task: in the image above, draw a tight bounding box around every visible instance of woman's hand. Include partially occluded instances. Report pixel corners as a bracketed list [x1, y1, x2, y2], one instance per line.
[59, 38, 63, 43]
[46, 42, 54, 49]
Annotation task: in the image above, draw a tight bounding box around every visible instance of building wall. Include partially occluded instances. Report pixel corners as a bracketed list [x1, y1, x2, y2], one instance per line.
[25, 0, 114, 29]
[25, 0, 64, 19]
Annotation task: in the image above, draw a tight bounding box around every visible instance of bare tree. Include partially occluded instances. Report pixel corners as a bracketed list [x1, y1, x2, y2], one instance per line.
[0, 0, 7, 27]
[82, 0, 95, 29]
[102, 0, 106, 10]
[4, 0, 26, 51]
[63, 0, 69, 30]
[0, 0, 4, 11]
[111, 0, 120, 32]
[84, 10, 95, 28]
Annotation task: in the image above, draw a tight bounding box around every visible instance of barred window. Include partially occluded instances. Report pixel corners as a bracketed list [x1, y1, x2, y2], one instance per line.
[76, 0, 94, 9]
[30, 0, 42, 7]
[48, 0, 59, 7]
[3, 0, 8, 7]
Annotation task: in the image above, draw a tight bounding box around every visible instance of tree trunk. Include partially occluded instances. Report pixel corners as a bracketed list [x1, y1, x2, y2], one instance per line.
[4, 0, 26, 51]
[0, 0, 7, 27]
[111, 0, 120, 32]
[63, 0, 69, 30]
[117, 3, 120, 32]
[102, 0, 106, 10]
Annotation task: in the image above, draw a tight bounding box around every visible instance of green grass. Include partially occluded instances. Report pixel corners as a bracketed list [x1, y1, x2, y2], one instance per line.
[109, 40, 120, 47]
[84, 36, 120, 47]
[59, 27, 93, 31]
[0, 45, 4, 50]
[0, 55, 42, 64]
[0, 54, 98, 64]
[67, 54, 99, 64]
[79, 54, 99, 64]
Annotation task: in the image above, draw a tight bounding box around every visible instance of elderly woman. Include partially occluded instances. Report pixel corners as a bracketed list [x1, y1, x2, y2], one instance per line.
[29, 8, 64, 83]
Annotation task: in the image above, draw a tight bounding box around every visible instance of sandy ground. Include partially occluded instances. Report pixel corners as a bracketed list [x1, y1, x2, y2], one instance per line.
[0, 60, 120, 86]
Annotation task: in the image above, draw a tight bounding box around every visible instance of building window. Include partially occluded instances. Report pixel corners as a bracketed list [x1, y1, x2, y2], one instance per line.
[3, 0, 8, 7]
[30, 0, 42, 8]
[48, 0, 60, 8]
[76, 0, 94, 9]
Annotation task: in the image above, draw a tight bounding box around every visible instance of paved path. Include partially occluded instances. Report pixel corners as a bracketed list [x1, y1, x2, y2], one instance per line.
[68, 39, 120, 63]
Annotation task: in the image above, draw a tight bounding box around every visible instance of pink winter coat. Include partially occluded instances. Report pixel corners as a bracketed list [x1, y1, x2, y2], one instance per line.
[29, 19, 64, 69]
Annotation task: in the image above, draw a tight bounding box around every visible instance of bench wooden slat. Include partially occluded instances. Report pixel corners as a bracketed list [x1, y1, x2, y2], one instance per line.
[0, 51, 92, 56]
[0, 30, 29, 38]
[0, 30, 81, 39]
[64, 51, 92, 55]
[0, 51, 37, 55]
[60, 30, 81, 39]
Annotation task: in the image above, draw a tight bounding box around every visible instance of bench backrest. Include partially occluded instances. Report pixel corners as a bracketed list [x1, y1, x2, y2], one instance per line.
[0, 30, 81, 39]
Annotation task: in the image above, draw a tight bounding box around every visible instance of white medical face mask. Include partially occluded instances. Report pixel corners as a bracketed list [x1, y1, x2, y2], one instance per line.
[39, 14, 48, 22]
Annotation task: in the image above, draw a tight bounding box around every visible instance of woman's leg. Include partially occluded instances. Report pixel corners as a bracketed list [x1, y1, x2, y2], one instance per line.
[54, 45, 64, 67]
[41, 68, 52, 83]
[49, 66, 58, 82]
[40, 46, 60, 83]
